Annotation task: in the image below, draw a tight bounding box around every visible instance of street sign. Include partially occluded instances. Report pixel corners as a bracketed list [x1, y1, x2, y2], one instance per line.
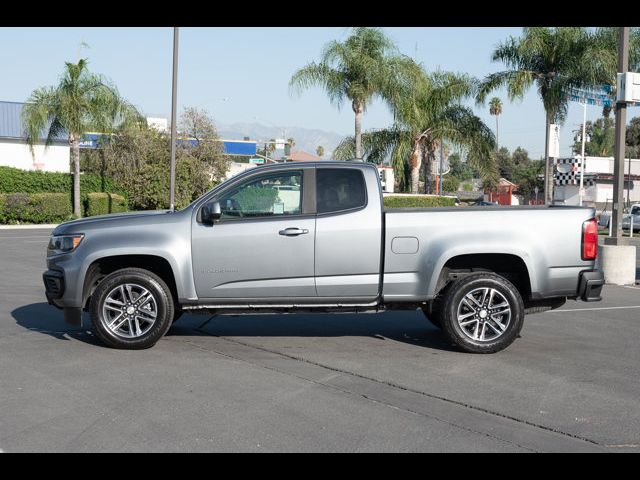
[564, 84, 614, 107]
[249, 157, 264, 164]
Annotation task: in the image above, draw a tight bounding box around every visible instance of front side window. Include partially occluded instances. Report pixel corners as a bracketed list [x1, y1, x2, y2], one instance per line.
[316, 168, 367, 214]
[631, 206, 640, 215]
[218, 171, 302, 219]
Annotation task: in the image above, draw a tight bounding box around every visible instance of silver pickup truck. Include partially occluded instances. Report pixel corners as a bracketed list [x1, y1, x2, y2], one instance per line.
[43, 161, 604, 353]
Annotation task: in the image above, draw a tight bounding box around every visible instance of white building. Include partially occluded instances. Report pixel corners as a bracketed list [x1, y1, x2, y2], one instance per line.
[0, 101, 70, 172]
[0, 101, 174, 174]
[554, 155, 640, 206]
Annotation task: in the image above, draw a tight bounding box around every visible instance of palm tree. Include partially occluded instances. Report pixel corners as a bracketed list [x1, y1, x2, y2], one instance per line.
[266, 138, 277, 160]
[290, 27, 422, 160]
[334, 70, 496, 194]
[316, 146, 325, 158]
[476, 28, 615, 204]
[489, 97, 502, 149]
[23, 59, 142, 217]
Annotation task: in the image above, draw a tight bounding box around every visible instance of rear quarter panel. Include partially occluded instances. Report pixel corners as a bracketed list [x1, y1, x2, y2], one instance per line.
[383, 206, 596, 301]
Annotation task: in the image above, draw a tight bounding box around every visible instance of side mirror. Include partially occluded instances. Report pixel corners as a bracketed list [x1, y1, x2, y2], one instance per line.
[201, 200, 221, 225]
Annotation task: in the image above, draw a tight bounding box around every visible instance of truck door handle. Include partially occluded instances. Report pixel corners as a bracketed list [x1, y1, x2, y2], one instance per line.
[279, 227, 309, 236]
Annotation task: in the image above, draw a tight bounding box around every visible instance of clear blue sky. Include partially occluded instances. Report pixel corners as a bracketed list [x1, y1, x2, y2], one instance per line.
[0, 26, 630, 158]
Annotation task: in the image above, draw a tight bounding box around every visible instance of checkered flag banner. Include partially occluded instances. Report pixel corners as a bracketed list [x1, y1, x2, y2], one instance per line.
[554, 158, 595, 186]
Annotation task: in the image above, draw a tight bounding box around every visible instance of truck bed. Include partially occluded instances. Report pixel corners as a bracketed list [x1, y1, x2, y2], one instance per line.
[382, 205, 596, 302]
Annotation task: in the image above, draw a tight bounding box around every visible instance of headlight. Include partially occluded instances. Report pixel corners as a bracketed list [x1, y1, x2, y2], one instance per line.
[47, 234, 84, 256]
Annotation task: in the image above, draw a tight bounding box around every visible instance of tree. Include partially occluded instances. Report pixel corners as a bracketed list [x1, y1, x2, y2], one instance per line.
[286, 137, 296, 156]
[625, 117, 640, 158]
[179, 107, 228, 183]
[316, 145, 325, 157]
[495, 147, 515, 180]
[82, 107, 228, 210]
[489, 97, 502, 149]
[572, 117, 615, 157]
[512, 146, 530, 166]
[477, 27, 615, 204]
[23, 59, 143, 217]
[333, 70, 496, 194]
[266, 139, 277, 159]
[514, 160, 545, 204]
[290, 27, 422, 160]
[448, 153, 474, 181]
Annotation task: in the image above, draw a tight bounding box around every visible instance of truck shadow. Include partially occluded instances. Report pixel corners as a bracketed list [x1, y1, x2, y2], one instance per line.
[177, 310, 457, 351]
[12, 303, 456, 352]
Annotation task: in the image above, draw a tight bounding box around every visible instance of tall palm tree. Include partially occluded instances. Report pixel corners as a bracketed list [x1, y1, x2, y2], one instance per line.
[23, 59, 142, 217]
[489, 97, 502, 149]
[290, 27, 422, 160]
[334, 70, 496, 194]
[476, 28, 615, 204]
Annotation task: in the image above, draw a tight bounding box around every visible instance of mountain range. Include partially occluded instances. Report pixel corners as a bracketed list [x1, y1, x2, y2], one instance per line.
[215, 122, 347, 158]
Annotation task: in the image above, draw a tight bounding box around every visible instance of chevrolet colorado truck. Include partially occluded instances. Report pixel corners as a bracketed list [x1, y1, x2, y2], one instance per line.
[43, 161, 604, 353]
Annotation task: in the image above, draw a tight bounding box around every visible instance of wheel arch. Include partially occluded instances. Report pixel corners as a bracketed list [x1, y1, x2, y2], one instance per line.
[82, 254, 178, 310]
[430, 252, 533, 301]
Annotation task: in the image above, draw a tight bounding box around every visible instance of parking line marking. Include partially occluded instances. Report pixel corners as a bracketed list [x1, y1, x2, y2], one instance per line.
[549, 305, 640, 313]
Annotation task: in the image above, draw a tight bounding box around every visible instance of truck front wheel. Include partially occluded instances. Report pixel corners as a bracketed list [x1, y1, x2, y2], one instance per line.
[89, 268, 175, 349]
[439, 273, 524, 353]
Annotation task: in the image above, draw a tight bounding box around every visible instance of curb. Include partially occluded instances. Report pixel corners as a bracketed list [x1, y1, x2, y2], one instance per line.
[0, 224, 59, 230]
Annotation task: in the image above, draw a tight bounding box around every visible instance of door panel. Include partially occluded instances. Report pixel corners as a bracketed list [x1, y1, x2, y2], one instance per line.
[192, 218, 316, 298]
[191, 168, 315, 299]
[314, 167, 382, 298]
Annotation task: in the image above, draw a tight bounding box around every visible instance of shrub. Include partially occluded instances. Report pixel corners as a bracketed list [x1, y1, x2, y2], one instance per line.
[462, 183, 474, 192]
[0, 166, 125, 198]
[442, 176, 461, 193]
[85, 193, 128, 217]
[128, 158, 214, 210]
[0, 192, 73, 224]
[383, 195, 456, 208]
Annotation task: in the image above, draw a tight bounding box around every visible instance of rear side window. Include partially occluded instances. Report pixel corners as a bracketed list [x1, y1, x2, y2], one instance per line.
[316, 168, 367, 214]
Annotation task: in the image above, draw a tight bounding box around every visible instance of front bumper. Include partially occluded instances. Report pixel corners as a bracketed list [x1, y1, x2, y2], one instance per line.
[578, 270, 604, 302]
[43, 269, 65, 307]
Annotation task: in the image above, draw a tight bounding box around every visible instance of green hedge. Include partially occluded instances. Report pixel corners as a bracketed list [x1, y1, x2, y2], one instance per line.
[0, 166, 124, 198]
[0, 192, 128, 224]
[0, 193, 73, 224]
[384, 195, 456, 208]
[85, 193, 128, 217]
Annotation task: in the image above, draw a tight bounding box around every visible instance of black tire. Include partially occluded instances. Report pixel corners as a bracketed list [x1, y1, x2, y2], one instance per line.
[439, 272, 524, 354]
[90, 268, 175, 350]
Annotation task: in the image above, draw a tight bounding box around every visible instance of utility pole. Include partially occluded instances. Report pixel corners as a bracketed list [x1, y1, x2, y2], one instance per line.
[579, 102, 587, 206]
[439, 141, 444, 195]
[628, 156, 632, 207]
[169, 27, 179, 211]
[609, 27, 629, 242]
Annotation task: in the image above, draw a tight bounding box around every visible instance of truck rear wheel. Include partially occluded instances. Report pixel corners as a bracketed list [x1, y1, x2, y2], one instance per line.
[439, 272, 524, 353]
[89, 268, 174, 349]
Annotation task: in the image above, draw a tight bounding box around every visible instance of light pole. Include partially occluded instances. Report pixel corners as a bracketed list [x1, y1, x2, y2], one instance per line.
[609, 27, 630, 242]
[579, 102, 587, 206]
[169, 27, 179, 211]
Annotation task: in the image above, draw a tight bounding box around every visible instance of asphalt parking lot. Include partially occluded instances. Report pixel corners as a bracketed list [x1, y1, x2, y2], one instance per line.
[1, 228, 639, 452]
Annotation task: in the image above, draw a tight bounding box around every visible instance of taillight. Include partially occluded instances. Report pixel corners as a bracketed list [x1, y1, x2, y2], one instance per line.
[582, 218, 598, 260]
